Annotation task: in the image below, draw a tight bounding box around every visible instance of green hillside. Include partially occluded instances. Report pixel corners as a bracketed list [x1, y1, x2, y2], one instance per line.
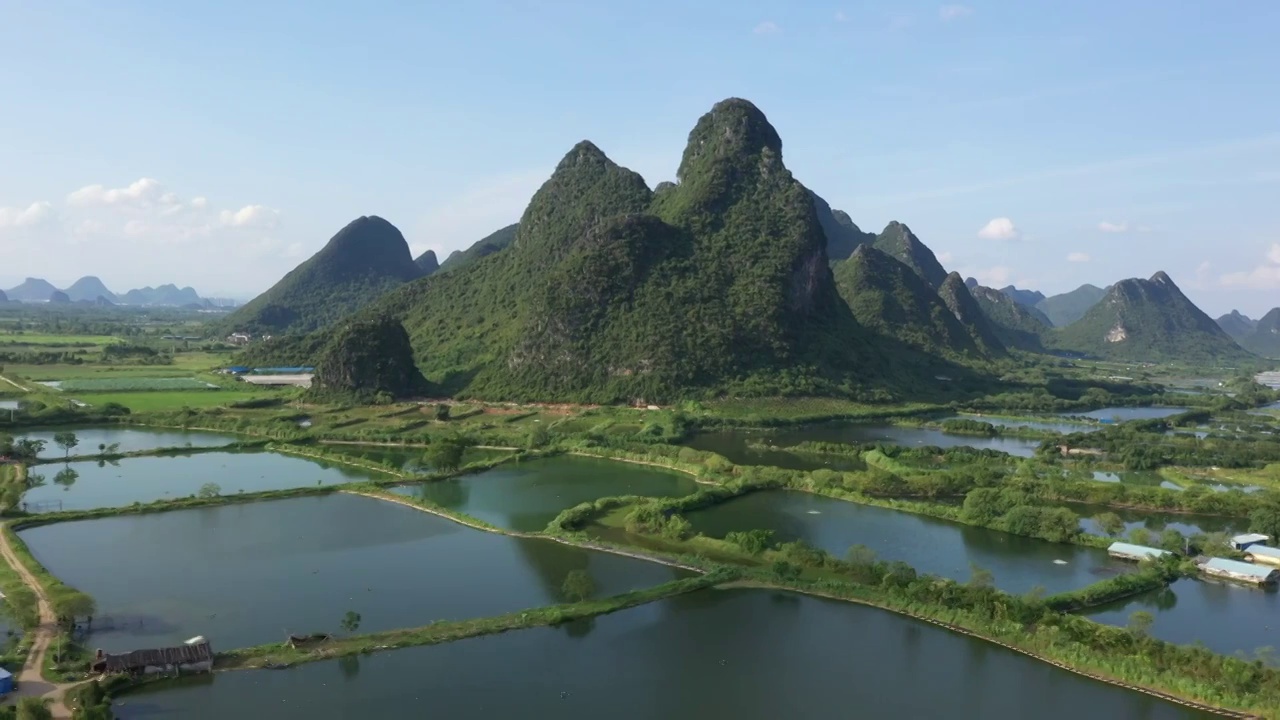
[309, 317, 430, 402]
[315, 98, 985, 403]
[938, 273, 1005, 356]
[969, 284, 1050, 352]
[414, 250, 440, 276]
[872, 222, 948, 290]
[833, 246, 979, 360]
[221, 215, 422, 335]
[1036, 284, 1107, 327]
[1216, 310, 1256, 343]
[1053, 272, 1252, 364]
[1236, 308, 1280, 358]
[438, 223, 518, 274]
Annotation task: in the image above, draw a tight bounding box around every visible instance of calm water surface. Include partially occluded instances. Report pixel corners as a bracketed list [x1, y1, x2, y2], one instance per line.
[21, 451, 386, 511]
[114, 589, 1211, 720]
[21, 494, 687, 652]
[1082, 578, 1280, 660]
[938, 414, 1095, 434]
[1065, 407, 1188, 422]
[19, 427, 236, 459]
[685, 423, 1039, 470]
[686, 491, 1120, 594]
[0, 400, 18, 410]
[391, 456, 697, 532]
[1075, 505, 1249, 538]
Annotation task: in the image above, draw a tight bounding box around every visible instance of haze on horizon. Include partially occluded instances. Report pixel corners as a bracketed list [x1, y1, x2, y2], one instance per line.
[1, 1, 1277, 315]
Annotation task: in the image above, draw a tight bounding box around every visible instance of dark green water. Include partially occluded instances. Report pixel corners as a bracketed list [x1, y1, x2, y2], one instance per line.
[685, 424, 1039, 471]
[1075, 505, 1249, 538]
[113, 588, 1213, 719]
[328, 444, 512, 473]
[1082, 578, 1280, 660]
[20, 494, 688, 652]
[21, 451, 386, 511]
[686, 491, 1120, 594]
[390, 456, 698, 532]
[939, 414, 1096, 434]
[19, 426, 237, 459]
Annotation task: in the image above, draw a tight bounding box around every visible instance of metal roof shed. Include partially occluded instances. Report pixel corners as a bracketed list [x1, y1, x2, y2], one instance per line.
[1230, 533, 1270, 550]
[1200, 557, 1280, 585]
[1107, 542, 1171, 562]
[0, 667, 12, 695]
[1243, 544, 1280, 567]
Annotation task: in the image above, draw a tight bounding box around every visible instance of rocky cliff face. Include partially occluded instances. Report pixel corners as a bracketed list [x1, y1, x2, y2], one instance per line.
[310, 317, 429, 401]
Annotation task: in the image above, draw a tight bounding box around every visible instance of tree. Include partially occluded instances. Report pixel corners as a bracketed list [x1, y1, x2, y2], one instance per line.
[527, 424, 550, 449]
[52, 431, 78, 459]
[427, 440, 465, 473]
[53, 467, 78, 491]
[1127, 610, 1155, 637]
[846, 544, 877, 568]
[340, 610, 362, 634]
[725, 529, 774, 555]
[1093, 512, 1125, 537]
[560, 569, 595, 602]
[1128, 528, 1153, 547]
[771, 560, 801, 581]
[16, 697, 52, 720]
[434, 403, 451, 422]
[967, 562, 995, 589]
[1249, 502, 1280, 541]
[197, 482, 222, 498]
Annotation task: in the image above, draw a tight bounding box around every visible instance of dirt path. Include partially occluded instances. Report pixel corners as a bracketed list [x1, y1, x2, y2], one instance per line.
[0, 374, 27, 392]
[0, 525, 78, 717]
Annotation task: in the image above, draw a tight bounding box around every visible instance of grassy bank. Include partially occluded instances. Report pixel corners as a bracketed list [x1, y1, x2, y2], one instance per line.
[215, 571, 733, 670]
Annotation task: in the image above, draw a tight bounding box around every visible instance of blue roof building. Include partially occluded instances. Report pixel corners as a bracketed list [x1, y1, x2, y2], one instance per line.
[1243, 544, 1280, 567]
[0, 667, 13, 695]
[1200, 557, 1280, 585]
[1230, 533, 1270, 551]
[1107, 542, 1170, 562]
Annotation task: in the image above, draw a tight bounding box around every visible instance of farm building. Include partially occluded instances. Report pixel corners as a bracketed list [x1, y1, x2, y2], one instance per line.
[1229, 533, 1270, 551]
[1243, 544, 1280, 567]
[1107, 542, 1171, 562]
[0, 667, 12, 695]
[91, 640, 213, 676]
[1198, 557, 1280, 586]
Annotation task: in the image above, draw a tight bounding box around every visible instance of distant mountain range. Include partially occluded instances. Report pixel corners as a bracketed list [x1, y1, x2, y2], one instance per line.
[3, 276, 236, 308]
[1217, 309, 1280, 358]
[227, 98, 1261, 402]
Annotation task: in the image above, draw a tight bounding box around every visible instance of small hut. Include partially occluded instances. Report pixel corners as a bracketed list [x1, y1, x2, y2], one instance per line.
[1107, 542, 1170, 562]
[1229, 533, 1270, 551]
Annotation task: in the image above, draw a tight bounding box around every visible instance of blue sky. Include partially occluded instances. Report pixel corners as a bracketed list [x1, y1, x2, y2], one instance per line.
[1, 0, 1278, 316]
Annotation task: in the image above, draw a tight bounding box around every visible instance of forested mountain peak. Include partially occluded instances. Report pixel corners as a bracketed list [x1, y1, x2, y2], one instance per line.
[809, 190, 873, 261]
[1216, 310, 1256, 342]
[64, 276, 117, 303]
[414, 249, 439, 276]
[873, 221, 949, 290]
[310, 317, 429, 402]
[220, 214, 422, 335]
[938, 272, 1005, 356]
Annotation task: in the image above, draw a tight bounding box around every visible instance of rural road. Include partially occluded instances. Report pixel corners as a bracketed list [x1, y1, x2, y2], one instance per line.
[0, 524, 78, 717]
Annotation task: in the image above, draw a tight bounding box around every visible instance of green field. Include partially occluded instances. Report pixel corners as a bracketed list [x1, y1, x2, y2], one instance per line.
[0, 333, 121, 346]
[53, 377, 218, 392]
[79, 389, 289, 411]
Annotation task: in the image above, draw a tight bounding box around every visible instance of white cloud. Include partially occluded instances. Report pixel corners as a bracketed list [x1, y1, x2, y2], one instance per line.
[190, 197, 208, 210]
[1098, 220, 1129, 233]
[1067, 252, 1090, 263]
[1220, 243, 1280, 289]
[220, 204, 280, 229]
[67, 178, 165, 207]
[0, 201, 55, 229]
[977, 217, 1019, 240]
[939, 5, 973, 21]
[936, 250, 954, 264]
[754, 21, 779, 34]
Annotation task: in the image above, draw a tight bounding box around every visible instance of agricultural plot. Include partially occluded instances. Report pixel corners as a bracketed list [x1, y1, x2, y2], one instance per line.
[51, 377, 219, 392]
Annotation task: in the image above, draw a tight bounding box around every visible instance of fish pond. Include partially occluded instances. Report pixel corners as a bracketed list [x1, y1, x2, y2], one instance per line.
[20, 451, 388, 512]
[1064, 407, 1189, 422]
[938, 414, 1097, 434]
[1075, 505, 1250, 539]
[1082, 578, 1280, 661]
[684, 423, 1040, 470]
[19, 426, 238, 459]
[390, 456, 698, 532]
[114, 589, 1213, 719]
[681, 491, 1120, 595]
[21, 494, 688, 652]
